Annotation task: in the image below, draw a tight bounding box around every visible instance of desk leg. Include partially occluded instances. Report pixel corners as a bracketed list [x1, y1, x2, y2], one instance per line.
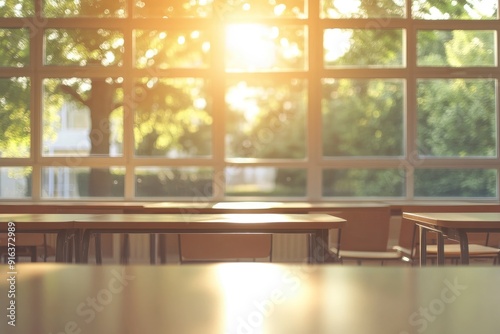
[419, 226, 427, 266]
[95, 234, 102, 265]
[311, 230, 329, 264]
[121, 234, 130, 265]
[55, 231, 69, 263]
[457, 230, 470, 265]
[159, 234, 167, 264]
[81, 230, 92, 263]
[73, 229, 82, 264]
[307, 234, 313, 264]
[436, 233, 445, 266]
[149, 233, 156, 265]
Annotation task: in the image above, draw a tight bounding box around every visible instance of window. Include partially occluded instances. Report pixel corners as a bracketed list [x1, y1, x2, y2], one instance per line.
[1, 0, 499, 200]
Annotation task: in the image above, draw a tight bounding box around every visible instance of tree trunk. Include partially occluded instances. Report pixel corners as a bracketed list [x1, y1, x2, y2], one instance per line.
[87, 78, 115, 197]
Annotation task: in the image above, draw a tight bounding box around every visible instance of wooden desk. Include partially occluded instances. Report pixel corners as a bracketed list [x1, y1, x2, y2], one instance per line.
[1, 263, 500, 334]
[142, 201, 388, 213]
[402, 212, 500, 265]
[77, 213, 345, 264]
[0, 214, 97, 263]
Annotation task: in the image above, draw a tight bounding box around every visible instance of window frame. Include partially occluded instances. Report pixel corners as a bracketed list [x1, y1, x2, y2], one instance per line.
[0, 0, 499, 201]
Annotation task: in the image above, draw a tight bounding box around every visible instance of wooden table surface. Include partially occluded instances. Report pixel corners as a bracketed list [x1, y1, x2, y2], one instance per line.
[75, 213, 346, 230]
[403, 212, 500, 229]
[1, 263, 499, 334]
[142, 201, 389, 213]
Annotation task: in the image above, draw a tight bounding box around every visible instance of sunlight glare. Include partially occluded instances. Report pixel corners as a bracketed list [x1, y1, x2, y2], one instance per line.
[324, 29, 352, 62]
[225, 24, 276, 71]
[328, 0, 361, 17]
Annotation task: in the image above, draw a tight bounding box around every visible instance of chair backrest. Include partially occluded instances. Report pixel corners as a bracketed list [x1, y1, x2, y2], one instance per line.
[179, 234, 273, 262]
[329, 206, 392, 252]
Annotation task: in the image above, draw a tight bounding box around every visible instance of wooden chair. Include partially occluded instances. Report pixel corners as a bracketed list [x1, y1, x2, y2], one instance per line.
[328, 206, 406, 265]
[178, 234, 273, 263]
[0, 233, 50, 262]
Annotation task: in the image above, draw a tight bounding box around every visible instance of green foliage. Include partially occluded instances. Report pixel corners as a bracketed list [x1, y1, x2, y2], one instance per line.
[417, 79, 496, 157]
[0, 0, 34, 17]
[0, 78, 30, 157]
[322, 79, 404, 157]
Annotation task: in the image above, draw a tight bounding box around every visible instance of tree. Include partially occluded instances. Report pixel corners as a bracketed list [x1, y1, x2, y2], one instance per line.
[42, 1, 211, 196]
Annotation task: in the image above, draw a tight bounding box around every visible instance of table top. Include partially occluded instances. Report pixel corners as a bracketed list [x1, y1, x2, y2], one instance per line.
[0, 213, 97, 230]
[403, 212, 500, 229]
[0, 213, 345, 231]
[1, 263, 499, 334]
[75, 213, 346, 231]
[142, 201, 389, 213]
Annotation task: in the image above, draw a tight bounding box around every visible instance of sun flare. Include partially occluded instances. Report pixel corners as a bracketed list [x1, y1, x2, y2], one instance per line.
[225, 24, 277, 71]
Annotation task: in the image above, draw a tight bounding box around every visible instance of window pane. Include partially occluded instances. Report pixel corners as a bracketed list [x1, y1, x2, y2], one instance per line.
[322, 79, 404, 157]
[225, 167, 306, 197]
[43, 78, 123, 157]
[226, 79, 307, 159]
[0, 167, 32, 198]
[0, 77, 30, 158]
[135, 167, 213, 197]
[412, 0, 498, 20]
[44, 29, 124, 66]
[134, 78, 211, 157]
[225, 24, 307, 72]
[418, 30, 496, 67]
[415, 169, 497, 197]
[321, 0, 406, 18]
[0, 29, 29, 67]
[216, 0, 306, 18]
[43, 0, 126, 17]
[417, 79, 497, 157]
[324, 29, 404, 68]
[0, 0, 34, 17]
[134, 30, 210, 69]
[323, 169, 404, 197]
[134, 0, 213, 18]
[42, 167, 125, 198]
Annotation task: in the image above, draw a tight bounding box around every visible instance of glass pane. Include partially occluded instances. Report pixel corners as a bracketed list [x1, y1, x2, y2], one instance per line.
[322, 79, 404, 157]
[415, 169, 497, 197]
[44, 29, 124, 66]
[134, 30, 210, 69]
[215, 0, 306, 18]
[225, 24, 307, 72]
[0, 0, 34, 17]
[324, 29, 404, 68]
[0, 167, 32, 198]
[0, 77, 30, 158]
[417, 79, 497, 157]
[43, 0, 126, 17]
[42, 167, 124, 198]
[134, 0, 213, 18]
[42, 78, 123, 157]
[323, 169, 404, 197]
[418, 30, 496, 67]
[134, 78, 211, 157]
[226, 79, 307, 159]
[225, 167, 306, 197]
[321, 0, 406, 18]
[0, 29, 29, 67]
[135, 167, 213, 197]
[412, 0, 498, 20]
